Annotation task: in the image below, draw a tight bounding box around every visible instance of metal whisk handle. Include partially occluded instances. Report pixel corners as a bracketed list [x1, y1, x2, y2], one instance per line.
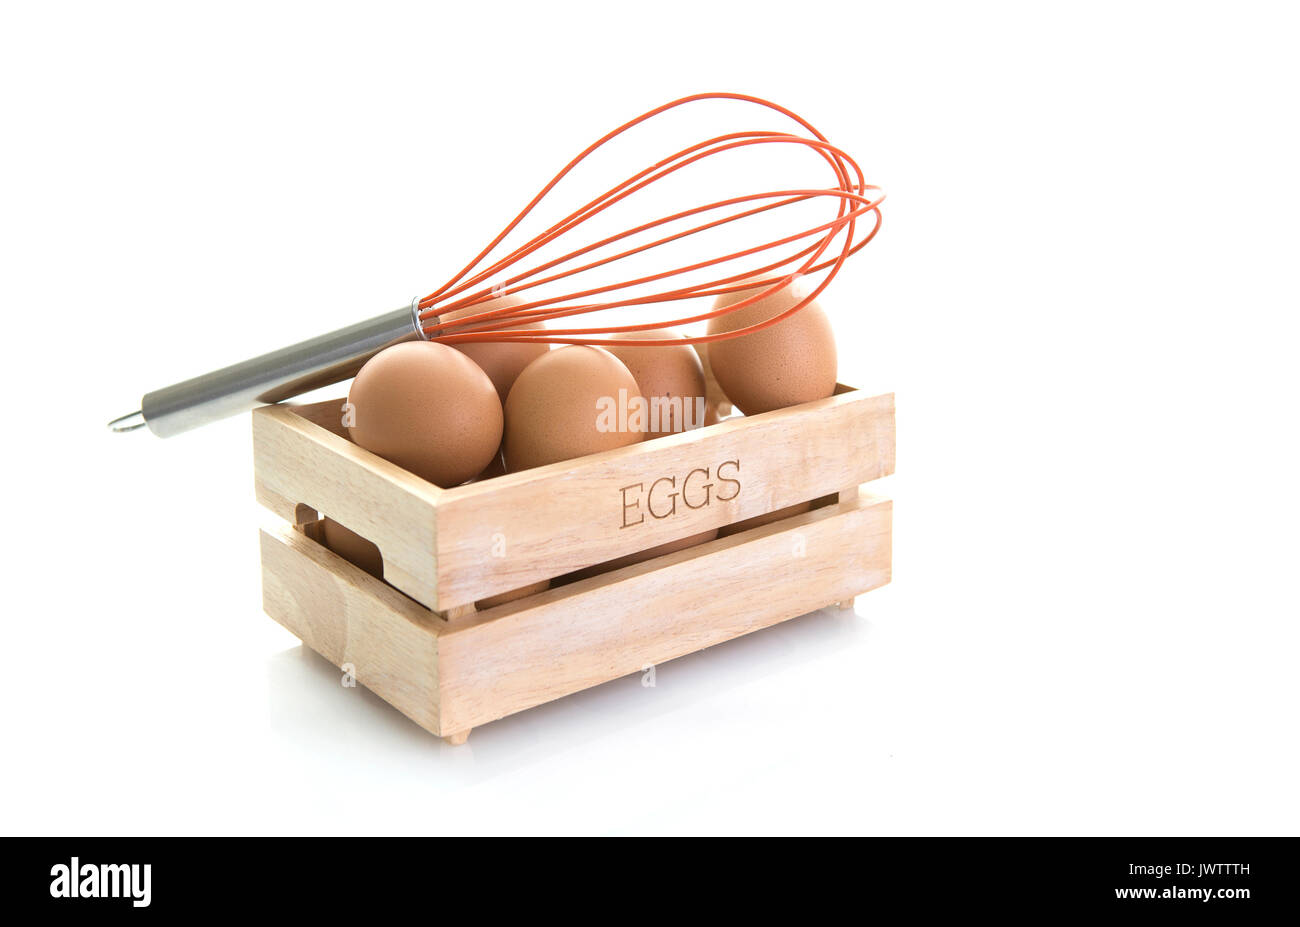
[109, 301, 425, 438]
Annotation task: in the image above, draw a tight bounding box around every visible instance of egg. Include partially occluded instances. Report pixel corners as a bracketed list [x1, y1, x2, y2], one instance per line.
[707, 279, 838, 415]
[504, 346, 645, 471]
[438, 295, 550, 402]
[474, 444, 507, 481]
[604, 329, 707, 437]
[693, 341, 730, 415]
[321, 517, 383, 578]
[348, 341, 502, 486]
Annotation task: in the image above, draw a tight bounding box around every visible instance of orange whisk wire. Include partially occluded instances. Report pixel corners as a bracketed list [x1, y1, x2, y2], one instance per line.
[417, 92, 884, 347]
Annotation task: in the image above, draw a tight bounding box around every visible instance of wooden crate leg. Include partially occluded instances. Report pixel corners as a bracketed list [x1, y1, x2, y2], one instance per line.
[443, 729, 471, 746]
[835, 487, 863, 612]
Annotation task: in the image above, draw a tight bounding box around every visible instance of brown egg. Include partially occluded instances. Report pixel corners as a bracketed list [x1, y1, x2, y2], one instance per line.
[604, 329, 707, 437]
[504, 346, 645, 471]
[718, 502, 812, 537]
[476, 579, 550, 609]
[474, 444, 507, 481]
[569, 529, 719, 579]
[693, 341, 730, 414]
[708, 279, 837, 415]
[348, 341, 502, 487]
[438, 295, 550, 402]
[321, 517, 383, 578]
[692, 341, 711, 374]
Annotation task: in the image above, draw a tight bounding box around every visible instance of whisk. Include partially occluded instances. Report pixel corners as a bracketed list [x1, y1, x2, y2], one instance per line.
[109, 92, 883, 437]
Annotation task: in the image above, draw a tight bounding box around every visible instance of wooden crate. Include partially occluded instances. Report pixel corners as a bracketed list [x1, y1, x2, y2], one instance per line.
[254, 386, 895, 743]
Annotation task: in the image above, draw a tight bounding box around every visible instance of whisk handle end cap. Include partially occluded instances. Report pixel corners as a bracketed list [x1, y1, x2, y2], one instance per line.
[108, 410, 148, 433]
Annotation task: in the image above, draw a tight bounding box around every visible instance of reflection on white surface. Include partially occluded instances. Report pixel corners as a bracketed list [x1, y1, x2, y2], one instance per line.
[266, 603, 871, 783]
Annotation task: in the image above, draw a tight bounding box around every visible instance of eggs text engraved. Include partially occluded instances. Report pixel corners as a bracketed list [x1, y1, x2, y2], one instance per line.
[619, 459, 740, 528]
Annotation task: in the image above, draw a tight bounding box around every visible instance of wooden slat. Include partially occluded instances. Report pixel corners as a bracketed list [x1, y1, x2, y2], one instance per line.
[431, 390, 895, 607]
[254, 391, 895, 611]
[435, 491, 892, 733]
[260, 491, 891, 739]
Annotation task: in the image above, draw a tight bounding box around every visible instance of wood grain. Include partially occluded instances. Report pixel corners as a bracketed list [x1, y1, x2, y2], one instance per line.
[253, 402, 443, 609]
[260, 525, 444, 735]
[432, 389, 894, 607]
[253, 389, 895, 611]
[259, 491, 891, 739]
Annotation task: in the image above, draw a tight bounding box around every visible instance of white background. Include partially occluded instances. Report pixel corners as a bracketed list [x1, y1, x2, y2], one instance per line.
[2, 1, 1297, 835]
